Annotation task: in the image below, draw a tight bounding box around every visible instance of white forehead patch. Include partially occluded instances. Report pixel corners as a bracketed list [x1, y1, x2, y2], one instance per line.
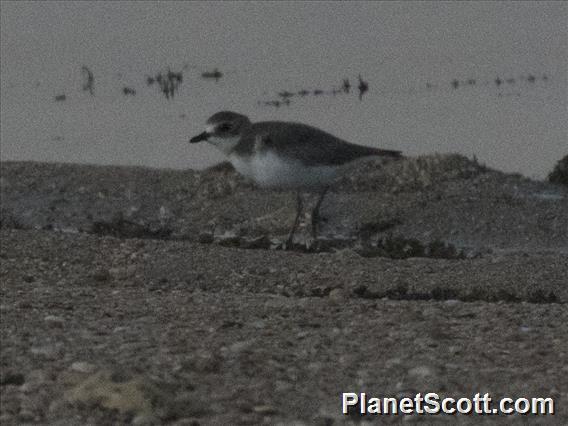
[205, 124, 216, 134]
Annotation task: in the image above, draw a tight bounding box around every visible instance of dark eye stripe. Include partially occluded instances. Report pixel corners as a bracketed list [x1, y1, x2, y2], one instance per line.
[218, 123, 232, 132]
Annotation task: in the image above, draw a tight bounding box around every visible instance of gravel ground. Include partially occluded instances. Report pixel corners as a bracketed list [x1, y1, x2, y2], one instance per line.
[1, 157, 567, 424]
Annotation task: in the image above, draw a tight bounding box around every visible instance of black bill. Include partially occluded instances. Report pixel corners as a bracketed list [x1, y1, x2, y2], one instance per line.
[189, 131, 210, 143]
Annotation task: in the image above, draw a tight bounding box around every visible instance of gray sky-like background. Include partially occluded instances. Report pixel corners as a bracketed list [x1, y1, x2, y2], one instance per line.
[1, 1, 566, 178]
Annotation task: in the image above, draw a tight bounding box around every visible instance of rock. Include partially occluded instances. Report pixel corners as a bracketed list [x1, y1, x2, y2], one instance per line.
[15, 300, 33, 309]
[216, 234, 241, 247]
[240, 235, 271, 249]
[0, 372, 25, 386]
[132, 414, 159, 425]
[70, 361, 96, 374]
[0, 415, 13, 424]
[18, 409, 35, 422]
[251, 319, 266, 329]
[407, 365, 434, 379]
[328, 288, 346, 303]
[23, 274, 35, 283]
[92, 269, 110, 282]
[253, 405, 278, 415]
[548, 155, 568, 186]
[184, 350, 222, 373]
[30, 345, 61, 359]
[198, 232, 214, 244]
[64, 371, 153, 416]
[158, 391, 211, 419]
[44, 315, 65, 327]
[109, 265, 136, 280]
[385, 358, 403, 368]
[227, 339, 256, 354]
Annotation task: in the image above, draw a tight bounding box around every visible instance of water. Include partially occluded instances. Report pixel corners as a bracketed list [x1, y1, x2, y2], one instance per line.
[1, 2, 566, 179]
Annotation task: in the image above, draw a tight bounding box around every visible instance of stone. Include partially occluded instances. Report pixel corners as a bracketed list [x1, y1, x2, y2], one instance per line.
[70, 361, 96, 374]
[44, 315, 65, 327]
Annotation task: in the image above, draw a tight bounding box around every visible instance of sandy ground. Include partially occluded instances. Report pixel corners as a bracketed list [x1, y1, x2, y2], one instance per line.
[1, 156, 567, 425]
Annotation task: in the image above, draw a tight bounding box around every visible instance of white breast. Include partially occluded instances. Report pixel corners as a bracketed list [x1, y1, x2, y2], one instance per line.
[229, 151, 339, 189]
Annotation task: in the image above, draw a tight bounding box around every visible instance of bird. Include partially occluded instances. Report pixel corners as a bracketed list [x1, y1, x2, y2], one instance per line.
[189, 111, 402, 246]
[357, 75, 369, 100]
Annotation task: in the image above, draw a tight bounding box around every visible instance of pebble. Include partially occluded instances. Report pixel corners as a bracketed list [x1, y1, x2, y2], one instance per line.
[0, 372, 25, 386]
[275, 380, 292, 392]
[92, 269, 110, 282]
[216, 235, 241, 247]
[198, 232, 214, 244]
[30, 345, 60, 359]
[15, 301, 33, 309]
[70, 361, 96, 374]
[18, 409, 35, 422]
[109, 266, 136, 280]
[23, 274, 35, 283]
[385, 357, 403, 368]
[253, 405, 278, 415]
[251, 320, 266, 329]
[328, 288, 346, 303]
[448, 346, 461, 355]
[227, 339, 256, 353]
[240, 236, 271, 249]
[44, 315, 65, 327]
[407, 365, 434, 378]
[189, 351, 221, 373]
[132, 414, 159, 425]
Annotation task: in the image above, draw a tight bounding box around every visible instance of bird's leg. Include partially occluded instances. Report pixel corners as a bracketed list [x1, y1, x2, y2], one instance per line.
[311, 186, 330, 238]
[286, 191, 303, 247]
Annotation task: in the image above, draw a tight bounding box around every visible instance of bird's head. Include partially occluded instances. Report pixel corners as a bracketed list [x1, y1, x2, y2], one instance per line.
[190, 111, 251, 154]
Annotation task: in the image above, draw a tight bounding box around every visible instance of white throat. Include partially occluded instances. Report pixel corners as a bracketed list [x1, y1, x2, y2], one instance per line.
[207, 135, 241, 155]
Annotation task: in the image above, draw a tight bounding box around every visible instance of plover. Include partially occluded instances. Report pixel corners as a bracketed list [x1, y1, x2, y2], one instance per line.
[190, 111, 402, 245]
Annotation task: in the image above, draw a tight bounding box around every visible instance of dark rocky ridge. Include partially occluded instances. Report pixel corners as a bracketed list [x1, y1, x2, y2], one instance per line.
[1, 155, 566, 254]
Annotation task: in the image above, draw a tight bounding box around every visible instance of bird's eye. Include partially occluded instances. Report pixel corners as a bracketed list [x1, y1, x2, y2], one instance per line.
[218, 123, 232, 132]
